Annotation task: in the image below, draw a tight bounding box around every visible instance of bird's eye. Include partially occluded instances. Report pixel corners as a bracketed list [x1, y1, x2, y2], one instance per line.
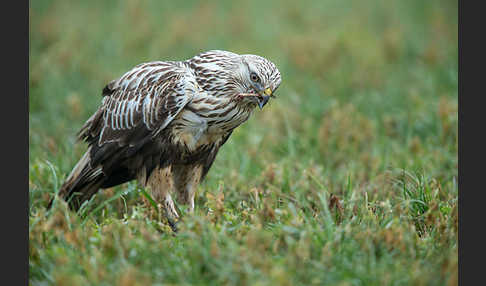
[250, 72, 260, 83]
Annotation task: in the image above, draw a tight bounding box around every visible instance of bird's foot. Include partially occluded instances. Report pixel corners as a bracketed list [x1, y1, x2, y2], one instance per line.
[158, 202, 180, 233]
[167, 217, 179, 233]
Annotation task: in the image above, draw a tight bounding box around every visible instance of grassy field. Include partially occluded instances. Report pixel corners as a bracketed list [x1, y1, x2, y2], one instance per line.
[29, 0, 458, 285]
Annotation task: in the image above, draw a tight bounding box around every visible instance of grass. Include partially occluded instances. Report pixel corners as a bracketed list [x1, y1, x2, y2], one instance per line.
[29, 0, 458, 285]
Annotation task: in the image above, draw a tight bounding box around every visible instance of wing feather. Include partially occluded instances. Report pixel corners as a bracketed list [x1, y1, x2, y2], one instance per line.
[79, 61, 197, 148]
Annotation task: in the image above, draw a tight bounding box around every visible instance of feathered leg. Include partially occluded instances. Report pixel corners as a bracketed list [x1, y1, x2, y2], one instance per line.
[172, 164, 203, 212]
[145, 166, 179, 231]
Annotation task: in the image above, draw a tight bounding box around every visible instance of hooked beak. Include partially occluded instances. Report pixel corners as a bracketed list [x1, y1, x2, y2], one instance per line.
[258, 88, 272, 110]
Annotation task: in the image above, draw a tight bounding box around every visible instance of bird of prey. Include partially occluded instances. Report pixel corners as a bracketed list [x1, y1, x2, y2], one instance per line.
[51, 50, 282, 229]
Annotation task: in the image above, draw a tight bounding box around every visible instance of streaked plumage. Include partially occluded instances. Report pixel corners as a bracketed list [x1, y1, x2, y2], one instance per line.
[51, 50, 281, 229]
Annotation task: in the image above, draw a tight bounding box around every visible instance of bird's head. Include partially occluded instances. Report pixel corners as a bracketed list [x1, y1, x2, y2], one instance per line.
[237, 54, 282, 109]
[189, 50, 281, 110]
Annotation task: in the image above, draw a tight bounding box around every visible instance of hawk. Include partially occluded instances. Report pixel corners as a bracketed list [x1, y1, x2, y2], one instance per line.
[51, 50, 282, 229]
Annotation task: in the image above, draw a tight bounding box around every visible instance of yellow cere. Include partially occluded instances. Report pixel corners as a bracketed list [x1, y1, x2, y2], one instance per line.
[264, 88, 272, 96]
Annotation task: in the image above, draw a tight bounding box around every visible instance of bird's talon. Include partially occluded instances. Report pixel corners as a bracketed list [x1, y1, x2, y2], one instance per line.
[167, 217, 178, 233]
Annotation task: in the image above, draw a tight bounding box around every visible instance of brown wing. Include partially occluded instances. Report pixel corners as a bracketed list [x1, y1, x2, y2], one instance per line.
[77, 61, 201, 169]
[78, 61, 197, 148]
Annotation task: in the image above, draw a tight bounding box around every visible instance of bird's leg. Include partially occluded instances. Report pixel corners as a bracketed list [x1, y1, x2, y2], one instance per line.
[146, 166, 179, 231]
[172, 164, 203, 213]
[160, 193, 179, 232]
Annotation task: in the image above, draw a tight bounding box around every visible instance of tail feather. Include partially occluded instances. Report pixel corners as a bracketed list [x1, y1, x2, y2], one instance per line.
[48, 148, 106, 211]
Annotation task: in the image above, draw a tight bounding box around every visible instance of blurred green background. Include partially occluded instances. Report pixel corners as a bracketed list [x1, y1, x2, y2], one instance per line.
[30, 0, 458, 184]
[30, 0, 457, 285]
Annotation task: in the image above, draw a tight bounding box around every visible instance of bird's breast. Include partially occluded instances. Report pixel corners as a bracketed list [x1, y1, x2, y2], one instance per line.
[170, 97, 254, 151]
[170, 110, 228, 151]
